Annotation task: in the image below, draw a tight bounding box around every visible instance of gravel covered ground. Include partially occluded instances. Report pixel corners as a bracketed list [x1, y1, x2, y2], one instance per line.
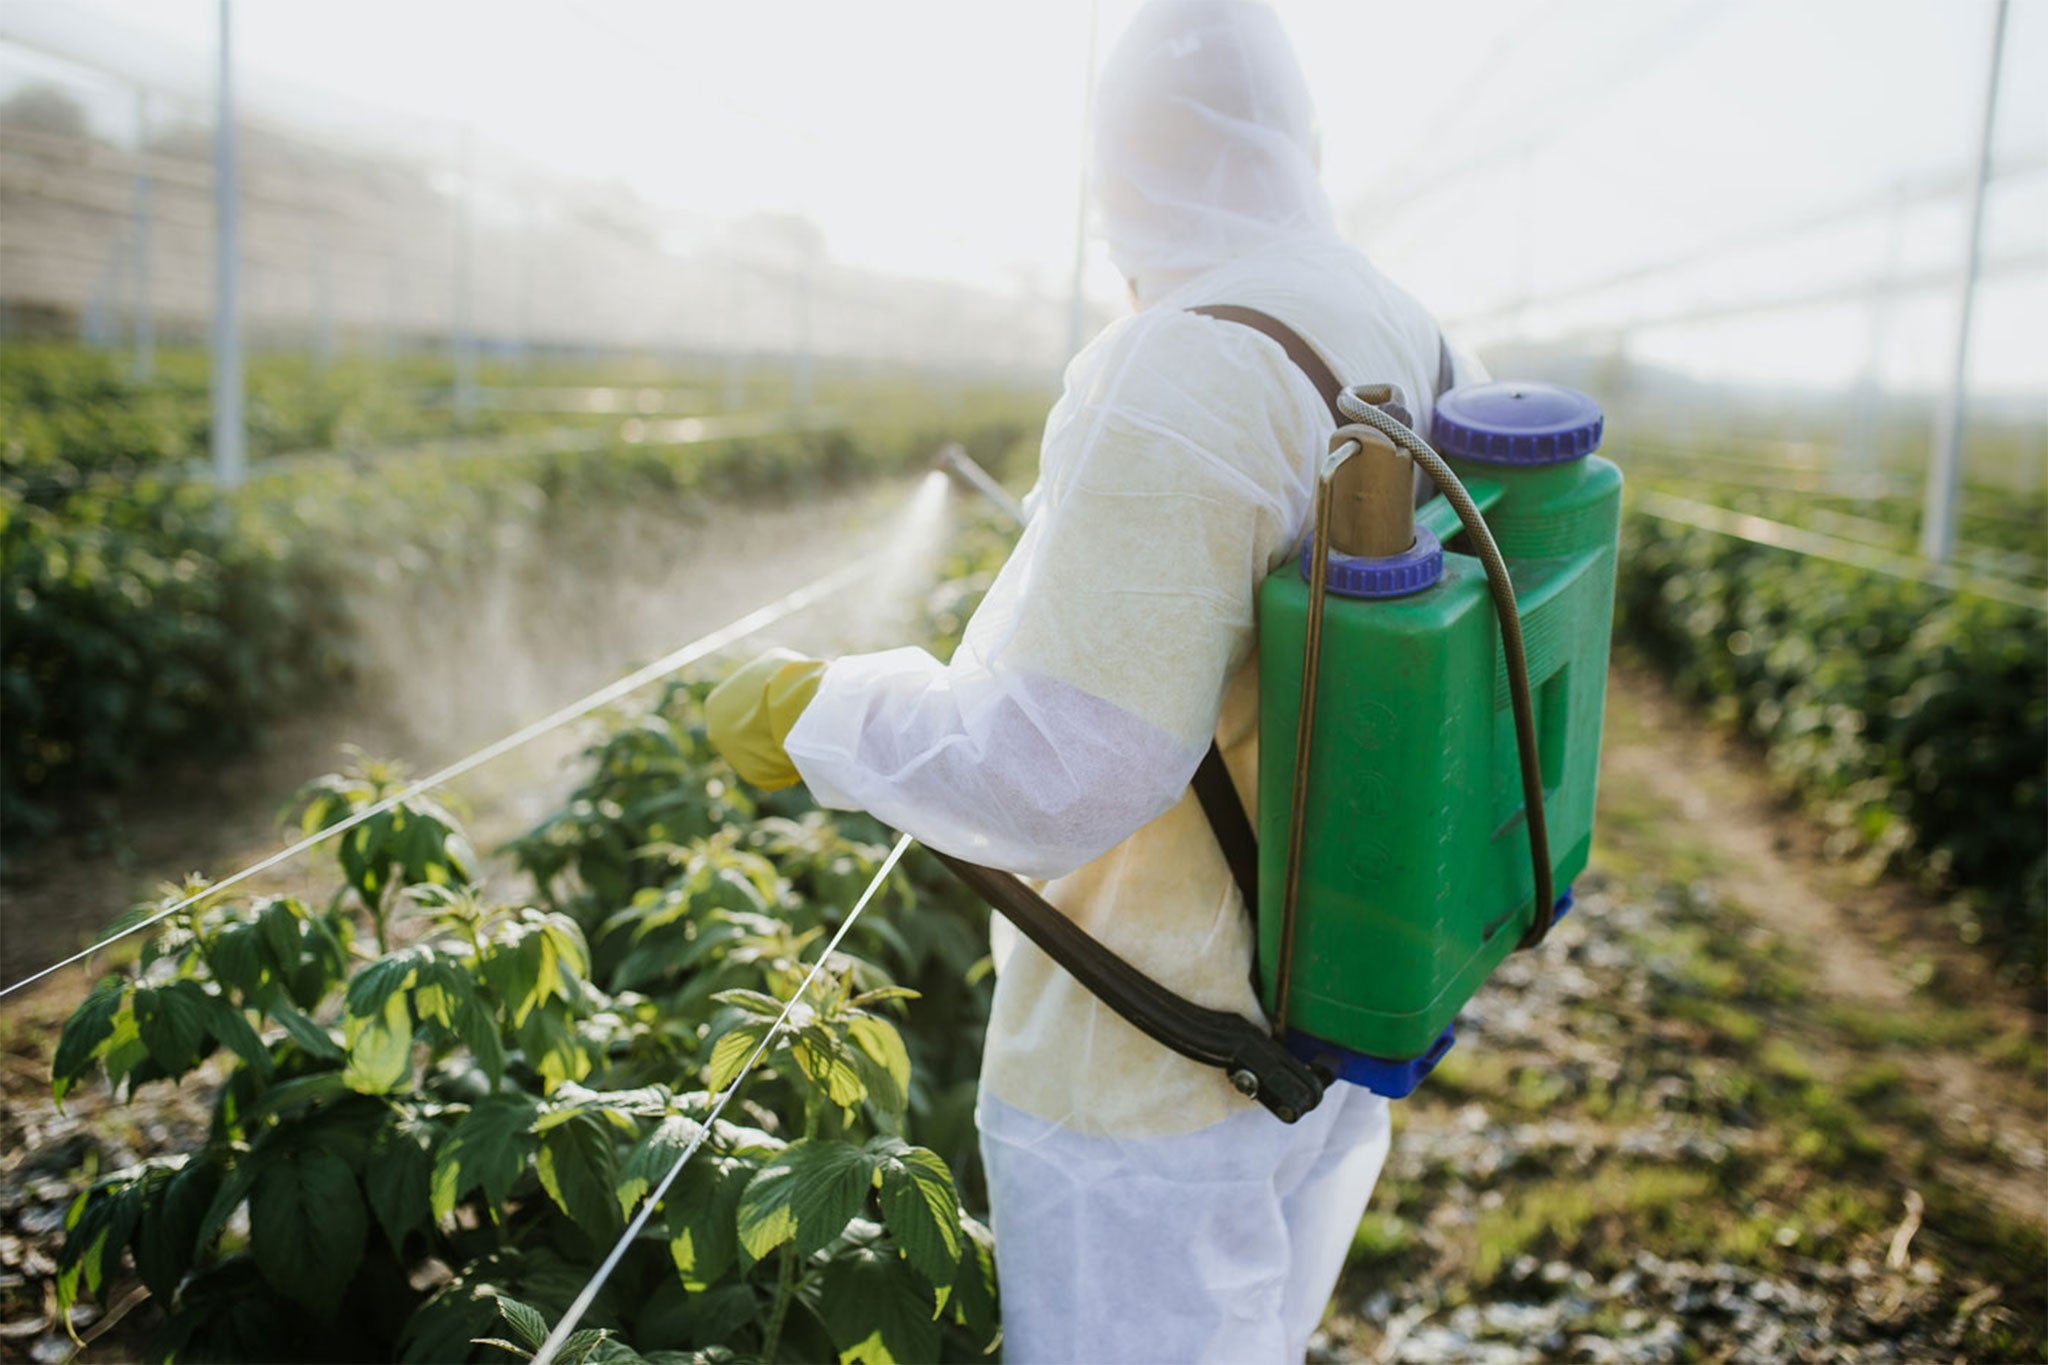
[1, 1031, 222, 1361]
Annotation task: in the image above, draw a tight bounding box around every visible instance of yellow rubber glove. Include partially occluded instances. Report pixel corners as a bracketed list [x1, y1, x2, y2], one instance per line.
[705, 649, 827, 791]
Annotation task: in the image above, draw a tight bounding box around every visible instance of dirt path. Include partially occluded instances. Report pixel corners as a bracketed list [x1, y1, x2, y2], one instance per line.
[1601, 667, 2048, 1228]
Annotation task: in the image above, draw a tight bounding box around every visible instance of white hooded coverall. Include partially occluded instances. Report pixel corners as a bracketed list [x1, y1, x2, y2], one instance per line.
[785, 2, 1480, 1358]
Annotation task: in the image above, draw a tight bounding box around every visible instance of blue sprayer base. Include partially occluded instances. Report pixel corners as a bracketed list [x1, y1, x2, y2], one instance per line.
[1283, 886, 1574, 1100]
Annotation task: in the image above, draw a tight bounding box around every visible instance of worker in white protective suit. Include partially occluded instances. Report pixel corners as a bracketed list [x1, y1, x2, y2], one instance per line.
[707, 2, 1482, 1359]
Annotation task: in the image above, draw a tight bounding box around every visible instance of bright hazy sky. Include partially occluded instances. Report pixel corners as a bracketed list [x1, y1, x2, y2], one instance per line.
[3, 0, 2045, 396]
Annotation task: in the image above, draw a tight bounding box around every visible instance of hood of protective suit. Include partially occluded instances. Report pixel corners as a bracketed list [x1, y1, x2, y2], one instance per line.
[1093, 0, 1338, 300]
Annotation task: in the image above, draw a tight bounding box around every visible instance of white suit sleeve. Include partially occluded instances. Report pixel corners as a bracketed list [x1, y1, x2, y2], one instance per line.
[785, 310, 1321, 880]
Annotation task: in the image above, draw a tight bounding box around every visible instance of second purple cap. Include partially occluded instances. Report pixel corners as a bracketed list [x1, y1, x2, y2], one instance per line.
[1432, 381, 1603, 467]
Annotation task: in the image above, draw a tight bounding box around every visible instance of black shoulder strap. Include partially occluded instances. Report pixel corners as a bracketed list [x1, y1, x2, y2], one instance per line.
[928, 846, 1324, 1122]
[1190, 305, 1347, 421]
[1192, 744, 1259, 918]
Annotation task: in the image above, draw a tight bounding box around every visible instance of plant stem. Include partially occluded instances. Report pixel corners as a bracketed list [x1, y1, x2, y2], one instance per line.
[762, 1243, 797, 1361]
[760, 1099, 820, 1360]
[373, 885, 391, 956]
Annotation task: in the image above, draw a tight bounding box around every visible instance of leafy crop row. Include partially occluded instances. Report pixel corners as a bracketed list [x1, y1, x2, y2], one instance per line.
[1, 342, 1043, 849]
[1615, 495, 2046, 981]
[49, 667, 1004, 1362]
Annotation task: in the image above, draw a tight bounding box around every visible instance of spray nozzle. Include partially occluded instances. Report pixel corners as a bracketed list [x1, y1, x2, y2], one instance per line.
[933, 443, 1025, 528]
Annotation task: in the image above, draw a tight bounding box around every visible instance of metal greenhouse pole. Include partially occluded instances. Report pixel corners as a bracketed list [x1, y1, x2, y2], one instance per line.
[131, 86, 154, 382]
[1919, 0, 2008, 564]
[452, 125, 479, 425]
[210, 0, 245, 487]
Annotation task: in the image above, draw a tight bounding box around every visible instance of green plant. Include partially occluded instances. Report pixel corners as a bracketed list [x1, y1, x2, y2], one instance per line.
[49, 698, 1000, 1361]
[1615, 496, 2047, 980]
[0, 339, 1045, 851]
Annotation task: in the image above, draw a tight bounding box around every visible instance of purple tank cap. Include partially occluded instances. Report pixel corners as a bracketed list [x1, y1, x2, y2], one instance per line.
[1432, 381, 1603, 466]
[1301, 523, 1443, 598]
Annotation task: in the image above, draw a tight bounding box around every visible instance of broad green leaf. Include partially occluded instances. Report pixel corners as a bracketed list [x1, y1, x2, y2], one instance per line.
[412, 957, 506, 1087]
[200, 993, 273, 1075]
[791, 1026, 867, 1110]
[133, 979, 211, 1076]
[516, 1004, 588, 1089]
[556, 1328, 625, 1364]
[57, 1177, 143, 1309]
[343, 981, 414, 1094]
[484, 925, 548, 1027]
[493, 1294, 550, 1350]
[846, 1017, 911, 1114]
[867, 1139, 961, 1291]
[736, 1139, 875, 1262]
[409, 955, 464, 1029]
[539, 913, 591, 984]
[95, 1004, 149, 1096]
[705, 1023, 771, 1093]
[291, 910, 353, 1007]
[708, 987, 787, 1021]
[258, 897, 306, 975]
[134, 1156, 220, 1302]
[193, 1152, 260, 1254]
[641, 1279, 757, 1352]
[609, 927, 693, 994]
[814, 1218, 941, 1365]
[945, 1214, 998, 1344]
[477, 932, 533, 1025]
[617, 1114, 704, 1216]
[537, 1111, 620, 1238]
[399, 1265, 523, 1364]
[51, 977, 126, 1106]
[455, 988, 507, 1089]
[243, 1071, 350, 1126]
[270, 999, 345, 1061]
[366, 1117, 435, 1254]
[667, 1153, 749, 1288]
[846, 986, 920, 1011]
[430, 1093, 543, 1220]
[344, 952, 418, 1023]
[248, 1145, 368, 1317]
[148, 1257, 299, 1362]
[206, 919, 269, 1000]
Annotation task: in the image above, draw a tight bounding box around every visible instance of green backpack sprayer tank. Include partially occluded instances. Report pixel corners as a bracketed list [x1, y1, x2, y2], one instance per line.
[1258, 381, 1620, 1097]
[930, 357, 1619, 1121]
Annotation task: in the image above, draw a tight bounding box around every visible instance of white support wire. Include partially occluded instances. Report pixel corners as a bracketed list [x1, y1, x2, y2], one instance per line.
[0, 557, 871, 1000]
[529, 831, 914, 1365]
[1636, 490, 2046, 613]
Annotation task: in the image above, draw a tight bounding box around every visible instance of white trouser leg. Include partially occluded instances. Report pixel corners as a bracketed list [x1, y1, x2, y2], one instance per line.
[978, 1083, 1390, 1365]
[1278, 1086, 1392, 1358]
